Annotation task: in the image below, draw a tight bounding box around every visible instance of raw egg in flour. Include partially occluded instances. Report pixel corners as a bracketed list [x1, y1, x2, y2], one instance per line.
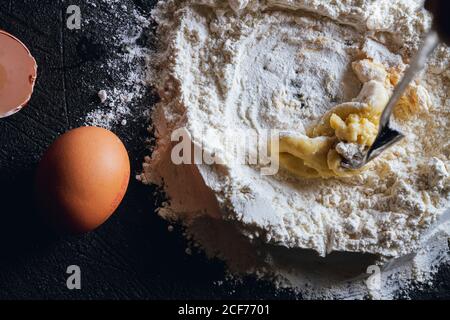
[35, 127, 130, 234]
[0, 30, 37, 118]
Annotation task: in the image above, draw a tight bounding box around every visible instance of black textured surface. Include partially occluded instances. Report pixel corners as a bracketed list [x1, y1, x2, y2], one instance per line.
[0, 0, 448, 300]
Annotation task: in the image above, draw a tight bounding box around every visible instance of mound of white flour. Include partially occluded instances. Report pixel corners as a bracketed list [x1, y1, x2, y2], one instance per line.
[141, 0, 450, 298]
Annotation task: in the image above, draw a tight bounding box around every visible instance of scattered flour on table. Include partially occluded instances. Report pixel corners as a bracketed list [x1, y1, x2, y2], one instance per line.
[139, 0, 450, 298]
[83, 0, 153, 129]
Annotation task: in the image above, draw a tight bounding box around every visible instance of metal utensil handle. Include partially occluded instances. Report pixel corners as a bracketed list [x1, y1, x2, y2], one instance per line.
[378, 31, 440, 129]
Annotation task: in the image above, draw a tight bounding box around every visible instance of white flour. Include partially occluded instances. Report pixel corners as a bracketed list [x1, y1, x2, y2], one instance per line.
[83, 0, 152, 129]
[142, 0, 450, 298]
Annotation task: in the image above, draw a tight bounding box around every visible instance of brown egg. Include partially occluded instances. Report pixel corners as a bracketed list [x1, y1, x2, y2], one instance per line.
[35, 127, 130, 234]
[0, 30, 37, 118]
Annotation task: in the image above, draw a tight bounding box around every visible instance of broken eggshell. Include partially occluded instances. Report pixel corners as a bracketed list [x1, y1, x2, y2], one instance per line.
[0, 30, 37, 118]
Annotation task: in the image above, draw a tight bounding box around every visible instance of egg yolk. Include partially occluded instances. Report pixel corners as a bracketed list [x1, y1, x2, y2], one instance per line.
[275, 59, 429, 179]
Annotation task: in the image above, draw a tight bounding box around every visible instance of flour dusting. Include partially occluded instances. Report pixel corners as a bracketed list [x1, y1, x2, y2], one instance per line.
[83, 0, 153, 129]
[141, 0, 450, 299]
